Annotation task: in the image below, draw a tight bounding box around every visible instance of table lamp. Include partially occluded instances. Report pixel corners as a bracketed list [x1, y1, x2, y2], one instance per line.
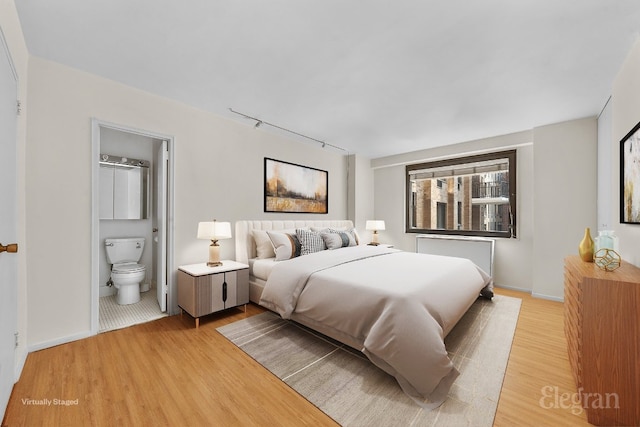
[197, 219, 232, 266]
[365, 220, 385, 246]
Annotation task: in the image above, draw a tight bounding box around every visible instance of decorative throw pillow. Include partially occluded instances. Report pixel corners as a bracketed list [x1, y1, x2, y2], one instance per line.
[321, 231, 353, 250]
[266, 231, 302, 261]
[296, 229, 326, 255]
[326, 228, 359, 246]
[252, 230, 276, 259]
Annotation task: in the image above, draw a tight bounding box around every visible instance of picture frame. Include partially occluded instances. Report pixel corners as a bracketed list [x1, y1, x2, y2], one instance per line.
[620, 120, 640, 224]
[264, 158, 328, 214]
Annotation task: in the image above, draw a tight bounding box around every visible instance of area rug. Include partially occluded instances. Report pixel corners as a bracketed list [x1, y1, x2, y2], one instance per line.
[217, 295, 521, 426]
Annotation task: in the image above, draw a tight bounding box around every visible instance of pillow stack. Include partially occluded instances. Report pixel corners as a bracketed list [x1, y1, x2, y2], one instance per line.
[252, 226, 361, 261]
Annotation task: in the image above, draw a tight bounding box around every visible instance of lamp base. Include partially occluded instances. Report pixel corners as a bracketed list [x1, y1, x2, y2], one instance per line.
[369, 231, 380, 246]
[208, 241, 222, 267]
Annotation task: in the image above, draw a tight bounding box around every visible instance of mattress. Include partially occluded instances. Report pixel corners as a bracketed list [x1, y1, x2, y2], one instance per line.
[249, 257, 278, 281]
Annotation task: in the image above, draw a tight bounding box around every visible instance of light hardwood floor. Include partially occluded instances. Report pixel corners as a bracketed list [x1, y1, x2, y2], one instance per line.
[3, 288, 589, 426]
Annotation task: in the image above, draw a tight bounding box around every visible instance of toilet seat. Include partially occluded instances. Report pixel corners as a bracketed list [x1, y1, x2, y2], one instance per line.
[112, 263, 146, 274]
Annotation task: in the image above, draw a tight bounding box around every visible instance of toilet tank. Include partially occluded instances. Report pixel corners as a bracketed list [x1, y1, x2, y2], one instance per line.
[105, 237, 145, 264]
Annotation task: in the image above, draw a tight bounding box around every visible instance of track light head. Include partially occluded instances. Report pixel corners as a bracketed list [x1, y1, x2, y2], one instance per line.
[254, 120, 262, 128]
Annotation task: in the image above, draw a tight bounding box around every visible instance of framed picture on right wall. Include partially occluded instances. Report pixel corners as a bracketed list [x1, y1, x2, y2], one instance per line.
[621, 120, 640, 224]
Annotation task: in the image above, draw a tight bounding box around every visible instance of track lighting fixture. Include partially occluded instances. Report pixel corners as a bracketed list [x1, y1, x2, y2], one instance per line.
[228, 108, 347, 153]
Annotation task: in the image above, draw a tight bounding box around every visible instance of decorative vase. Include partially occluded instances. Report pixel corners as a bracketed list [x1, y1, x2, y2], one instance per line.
[594, 230, 619, 253]
[578, 227, 594, 262]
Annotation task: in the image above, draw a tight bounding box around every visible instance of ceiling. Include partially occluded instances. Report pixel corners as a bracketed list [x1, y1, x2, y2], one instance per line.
[15, 1, 640, 158]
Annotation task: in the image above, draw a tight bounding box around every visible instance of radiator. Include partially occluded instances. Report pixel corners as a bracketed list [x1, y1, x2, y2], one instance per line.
[416, 234, 495, 277]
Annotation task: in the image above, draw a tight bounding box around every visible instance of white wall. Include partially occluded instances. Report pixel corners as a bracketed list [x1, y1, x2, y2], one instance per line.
[612, 38, 640, 267]
[532, 118, 597, 299]
[597, 98, 613, 230]
[0, 0, 29, 378]
[347, 154, 375, 240]
[372, 131, 535, 292]
[372, 118, 598, 300]
[25, 57, 349, 349]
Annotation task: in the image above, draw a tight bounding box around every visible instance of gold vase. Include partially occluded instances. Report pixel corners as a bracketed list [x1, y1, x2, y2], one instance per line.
[578, 227, 594, 262]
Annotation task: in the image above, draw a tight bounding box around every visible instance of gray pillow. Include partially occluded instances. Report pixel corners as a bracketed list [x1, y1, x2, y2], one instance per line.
[321, 231, 353, 249]
[326, 228, 359, 246]
[296, 229, 326, 255]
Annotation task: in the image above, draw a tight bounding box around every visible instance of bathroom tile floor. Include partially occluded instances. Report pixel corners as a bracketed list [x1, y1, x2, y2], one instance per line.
[99, 289, 168, 332]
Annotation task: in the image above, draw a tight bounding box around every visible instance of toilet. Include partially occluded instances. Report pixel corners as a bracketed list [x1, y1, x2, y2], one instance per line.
[105, 237, 146, 305]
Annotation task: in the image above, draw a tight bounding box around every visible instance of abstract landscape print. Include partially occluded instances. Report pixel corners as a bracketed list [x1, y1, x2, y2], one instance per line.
[621, 122, 640, 223]
[264, 158, 328, 213]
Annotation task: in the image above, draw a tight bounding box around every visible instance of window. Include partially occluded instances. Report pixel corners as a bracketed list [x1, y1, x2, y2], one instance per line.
[406, 150, 516, 238]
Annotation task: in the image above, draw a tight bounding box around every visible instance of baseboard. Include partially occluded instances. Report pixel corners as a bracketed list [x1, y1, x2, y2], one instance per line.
[495, 285, 564, 302]
[494, 284, 531, 294]
[99, 285, 116, 297]
[531, 292, 564, 302]
[28, 330, 93, 353]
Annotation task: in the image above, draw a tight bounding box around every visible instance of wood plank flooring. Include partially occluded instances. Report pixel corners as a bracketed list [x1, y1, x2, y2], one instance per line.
[3, 289, 589, 426]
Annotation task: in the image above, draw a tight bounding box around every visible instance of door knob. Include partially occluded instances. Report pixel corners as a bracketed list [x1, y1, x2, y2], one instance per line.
[0, 243, 18, 253]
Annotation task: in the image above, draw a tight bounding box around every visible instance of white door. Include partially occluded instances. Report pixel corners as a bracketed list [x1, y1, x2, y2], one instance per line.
[156, 141, 168, 312]
[0, 29, 19, 420]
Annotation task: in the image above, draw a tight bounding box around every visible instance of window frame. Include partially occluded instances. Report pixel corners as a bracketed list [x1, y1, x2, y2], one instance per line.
[405, 149, 517, 238]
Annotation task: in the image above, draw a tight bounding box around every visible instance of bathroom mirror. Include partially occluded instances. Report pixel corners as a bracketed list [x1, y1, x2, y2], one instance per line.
[99, 154, 150, 220]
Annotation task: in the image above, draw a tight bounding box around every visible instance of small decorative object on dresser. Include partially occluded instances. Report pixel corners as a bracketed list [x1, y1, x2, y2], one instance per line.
[593, 248, 621, 271]
[578, 227, 594, 262]
[178, 261, 249, 328]
[564, 255, 640, 426]
[594, 230, 619, 253]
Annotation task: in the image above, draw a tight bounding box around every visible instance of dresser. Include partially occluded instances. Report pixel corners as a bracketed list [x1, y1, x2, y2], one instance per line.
[178, 261, 249, 328]
[564, 255, 640, 426]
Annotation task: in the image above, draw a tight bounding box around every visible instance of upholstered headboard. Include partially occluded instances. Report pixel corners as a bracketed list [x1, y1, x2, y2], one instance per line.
[235, 220, 354, 264]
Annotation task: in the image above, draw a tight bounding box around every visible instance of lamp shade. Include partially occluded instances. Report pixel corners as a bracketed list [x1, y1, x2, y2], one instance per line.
[365, 220, 386, 231]
[197, 221, 232, 240]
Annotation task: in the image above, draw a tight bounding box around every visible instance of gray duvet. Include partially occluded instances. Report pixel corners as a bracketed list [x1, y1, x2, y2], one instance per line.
[259, 245, 492, 408]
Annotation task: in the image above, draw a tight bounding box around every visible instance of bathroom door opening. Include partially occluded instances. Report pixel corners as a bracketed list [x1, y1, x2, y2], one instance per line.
[90, 120, 174, 334]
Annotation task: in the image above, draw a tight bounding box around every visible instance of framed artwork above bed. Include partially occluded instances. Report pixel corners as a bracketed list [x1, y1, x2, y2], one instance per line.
[264, 158, 328, 214]
[621, 120, 640, 224]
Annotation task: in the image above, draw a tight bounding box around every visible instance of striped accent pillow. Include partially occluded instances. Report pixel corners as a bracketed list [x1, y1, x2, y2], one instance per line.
[326, 228, 359, 246]
[321, 231, 352, 249]
[266, 231, 302, 261]
[296, 229, 326, 255]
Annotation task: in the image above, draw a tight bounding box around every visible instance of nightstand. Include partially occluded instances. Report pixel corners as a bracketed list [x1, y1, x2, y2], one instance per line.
[368, 243, 394, 248]
[177, 261, 249, 328]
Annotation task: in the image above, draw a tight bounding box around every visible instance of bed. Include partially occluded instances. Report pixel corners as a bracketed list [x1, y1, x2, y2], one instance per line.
[234, 220, 493, 408]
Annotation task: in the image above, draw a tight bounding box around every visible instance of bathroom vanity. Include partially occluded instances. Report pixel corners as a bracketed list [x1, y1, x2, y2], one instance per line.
[177, 261, 249, 328]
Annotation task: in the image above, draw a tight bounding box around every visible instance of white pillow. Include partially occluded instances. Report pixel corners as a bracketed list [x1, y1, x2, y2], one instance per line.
[267, 230, 301, 261]
[252, 230, 276, 259]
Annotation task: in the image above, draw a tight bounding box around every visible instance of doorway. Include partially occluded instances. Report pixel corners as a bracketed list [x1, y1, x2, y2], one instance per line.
[90, 120, 174, 334]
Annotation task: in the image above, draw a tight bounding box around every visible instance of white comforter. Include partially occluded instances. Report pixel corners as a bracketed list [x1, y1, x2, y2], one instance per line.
[259, 245, 492, 407]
